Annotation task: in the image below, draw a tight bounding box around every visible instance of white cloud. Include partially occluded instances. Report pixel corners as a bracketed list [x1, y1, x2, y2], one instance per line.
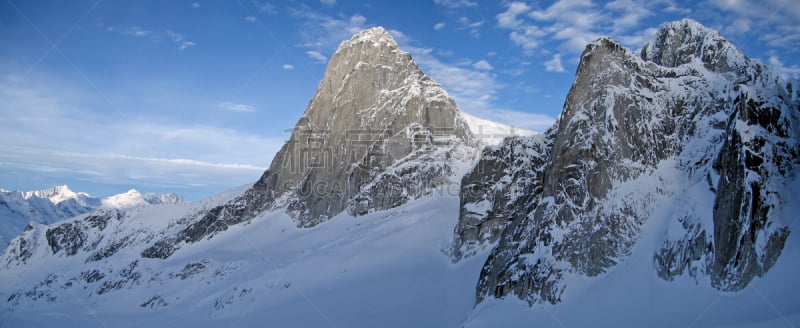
[219, 102, 256, 112]
[166, 30, 195, 50]
[544, 54, 565, 72]
[710, 0, 800, 49]
[293, 9, 370, 51]
[768, 55, 800, 78]
[122, 26, 150, 37]
[660, 0, 690, 14]
[178, 41, 195, 51]
[165, 30, 184, 42]
[458, 17, 484, 37]
[617, 27, 658, 50]
[473, 60, 493, 70]
[282, 64, 295, 70]
[306, 50, 328, 63]
[191, 2, 200, 8]
[320, 0, 335, 5]
[433, 0, 477, 8]
[496, 2, 531, 29]
[252, 0, 277, 14]
[604, 0, 653, 34]
[245, 16, 257, 22]
[434, 22, 446, 31]
[496, 0, 679, 55]
[509, 25, 545, 51]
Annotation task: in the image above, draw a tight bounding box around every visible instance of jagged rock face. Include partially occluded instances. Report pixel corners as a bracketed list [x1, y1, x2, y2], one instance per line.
[262, 27, 473, 226]
[141, 27, 475, 259]
[464, 19, 799, 305]
[3, 209, 121, 268]
[642, 19, 749, 74]
[452, 135, 550, 260]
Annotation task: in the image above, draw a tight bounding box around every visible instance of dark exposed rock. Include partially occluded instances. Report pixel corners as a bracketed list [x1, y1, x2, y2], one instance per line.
[46, 221, 87, 256]
[467, 19, 799, 305]
[452, 135, 550, 260]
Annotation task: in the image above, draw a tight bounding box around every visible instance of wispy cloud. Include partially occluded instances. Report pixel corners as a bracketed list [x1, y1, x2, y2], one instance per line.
[434, 22, 446, 31]
[122, 26, 150, 37]
[457, 17, 484, 37]
[0, 75, 283, 195]
[496, 2, 530, 29]
[306, 50, 327, 63]
[710, 0, 800, 50]
[495, 0, 681, 55]
[219, 102, 256, 112]
[251, 0, 277, 15]
[293, 8, 369, 50]
[544, 54, 564, 72]
[116, 27, 194, 50]
[282, 64, 295, 70]
[433, 0, 477, 9]
[473, 59, 493, 70]
[320, 0, 335, 6]
[191, 2, 200, 9]
[767, 54, 800, 78]
[245, 16, 257, 22]
[165, 30, 195, 50]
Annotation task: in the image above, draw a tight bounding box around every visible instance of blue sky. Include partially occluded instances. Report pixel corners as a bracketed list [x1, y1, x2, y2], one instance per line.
[1, 0, 798, 200]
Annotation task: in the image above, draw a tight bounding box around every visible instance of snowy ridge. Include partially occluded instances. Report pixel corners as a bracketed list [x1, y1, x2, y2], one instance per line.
[0, 186, 186, 248]
[460, 111, 537, 146]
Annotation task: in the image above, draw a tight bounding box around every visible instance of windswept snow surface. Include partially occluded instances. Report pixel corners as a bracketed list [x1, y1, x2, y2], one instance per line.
[0, 189, 488, 327]
[3, 179, 798, 327]
[465, 173, 800, 328]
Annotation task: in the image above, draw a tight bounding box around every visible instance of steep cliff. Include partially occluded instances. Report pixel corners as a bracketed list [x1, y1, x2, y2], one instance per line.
[455, 19, 799, 304]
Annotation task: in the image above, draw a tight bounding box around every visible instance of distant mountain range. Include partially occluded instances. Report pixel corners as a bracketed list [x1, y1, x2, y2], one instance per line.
[0, 185, 185, 247]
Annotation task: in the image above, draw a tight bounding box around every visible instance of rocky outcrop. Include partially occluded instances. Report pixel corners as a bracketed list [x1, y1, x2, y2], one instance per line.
[141, 27, 476, 259]
[452, 135, 550, 260]
[3, 209, 121, 267]
[460, 19, 799, 305]
[255, 27, 474, 226]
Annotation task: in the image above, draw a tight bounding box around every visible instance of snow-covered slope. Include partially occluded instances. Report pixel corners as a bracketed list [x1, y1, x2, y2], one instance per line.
[0, 186, 185, 247]
[460, 111, 537, 146]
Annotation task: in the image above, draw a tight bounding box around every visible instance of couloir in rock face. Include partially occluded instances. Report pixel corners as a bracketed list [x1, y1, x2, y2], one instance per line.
[453, 19, 799, 304]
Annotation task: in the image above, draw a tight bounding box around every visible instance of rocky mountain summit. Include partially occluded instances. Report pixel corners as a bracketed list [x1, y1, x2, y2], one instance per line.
[136, 27, 478, 258]
[453, 19, 799, 304]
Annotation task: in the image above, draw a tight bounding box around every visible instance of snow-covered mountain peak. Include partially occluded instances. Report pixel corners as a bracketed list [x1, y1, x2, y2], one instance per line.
[101, 189, 144, 209]
[99, 189, 185, 209]
[342, 26, 397, 49]
[23, 185, 86, 205]
[642, 18, 748, 73]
